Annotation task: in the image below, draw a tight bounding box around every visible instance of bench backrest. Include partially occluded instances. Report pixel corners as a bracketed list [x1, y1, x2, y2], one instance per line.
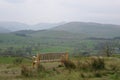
[36, 52, 68, 62]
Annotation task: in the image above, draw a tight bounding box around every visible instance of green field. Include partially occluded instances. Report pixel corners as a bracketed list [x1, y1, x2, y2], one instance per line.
[0, 33, 119, 56]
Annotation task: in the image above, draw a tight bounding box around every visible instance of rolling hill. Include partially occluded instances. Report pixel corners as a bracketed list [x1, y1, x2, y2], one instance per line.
[52, 22, 120, 38]
[9, 21, 120, 39]
[0, 22, 120, 54]
[1, 21, 120, 39]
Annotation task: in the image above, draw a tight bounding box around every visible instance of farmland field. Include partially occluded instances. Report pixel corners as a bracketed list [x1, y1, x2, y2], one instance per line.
[0, 33, 120, 56]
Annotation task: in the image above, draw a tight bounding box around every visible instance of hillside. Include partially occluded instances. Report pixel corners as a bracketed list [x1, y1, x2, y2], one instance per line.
[29, 30, 86, 39]
[30, 22, 65, 30]
[8, 21, 120, 39]
[1, 21, 120, 38]
[52, 22, 120, 38]
[0, 27, 10, 33]
[0, 21, 120, 54]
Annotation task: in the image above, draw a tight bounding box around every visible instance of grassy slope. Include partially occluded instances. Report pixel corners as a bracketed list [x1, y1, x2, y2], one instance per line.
[0, 30, 119, 54]
[53, 22, 120, 38]
[0, 31, 84, 53]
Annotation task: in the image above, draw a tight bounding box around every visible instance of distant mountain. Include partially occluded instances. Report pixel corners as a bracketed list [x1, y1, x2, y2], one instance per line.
[52, 22, 120, 38]
[0, 22, 65, 32]
[1, 21, 120, 38]
[0, 27, 10, 33]
[0, 22, 29, 32]
[29, 22, 65, 30]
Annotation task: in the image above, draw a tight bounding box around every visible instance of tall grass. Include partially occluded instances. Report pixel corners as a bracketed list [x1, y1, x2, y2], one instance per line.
[13, 57, 23, 65]
[19, 56, 120, 80]
[91, 56, 105, 70]
[62, 60, 76, 70]
[21, 65, 33, 77]
[77, 56, 105, 71]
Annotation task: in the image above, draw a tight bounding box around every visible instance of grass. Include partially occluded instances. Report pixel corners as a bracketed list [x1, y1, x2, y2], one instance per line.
[0, 56, 120, 80]
[0, 56, 15, 64]
[0, 56, 31, 65]
[39, 46, 73, 53]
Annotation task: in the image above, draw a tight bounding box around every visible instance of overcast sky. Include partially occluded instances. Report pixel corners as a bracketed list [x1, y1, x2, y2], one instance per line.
[0, 0, 120, 24]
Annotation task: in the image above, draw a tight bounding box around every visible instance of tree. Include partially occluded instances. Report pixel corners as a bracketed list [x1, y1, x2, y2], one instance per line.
[103, 40, 117, 57]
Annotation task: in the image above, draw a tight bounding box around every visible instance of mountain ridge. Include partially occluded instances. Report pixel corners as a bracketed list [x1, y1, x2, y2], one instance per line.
[52, 22, 120, 38]
[0, 21, 120, 39]
[0, 21, 65, 33]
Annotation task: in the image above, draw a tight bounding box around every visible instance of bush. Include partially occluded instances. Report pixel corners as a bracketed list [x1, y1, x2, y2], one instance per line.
[91, 56, 105, 70]
[62, 60, 76, 69]
[21, 65, 33, 77]
[93, 71, 103, 77]
[37, 64, 56, 78]
[77, 60, 90, 71]
[53, 67, 61, 74]
[58, 64, 64, 67]
[37, 64, 46, 72]
[13, 57, 23, 65]
[111, 72, 120, 80]
[109, 63, 119, 71]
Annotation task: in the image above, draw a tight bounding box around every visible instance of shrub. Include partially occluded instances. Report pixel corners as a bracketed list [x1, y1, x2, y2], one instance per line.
[37, 64, 46, 72]
[79, 72, 93, 78]
[80, 73, 86, 78]
[13, 57, 23, 65]
[21, 65, 33, 77]
[77, 60, 90, 71]
[62, 60, 76, 69]
[111, 72, 120, 80]
[37, 64, 56, 78]
[109, 63, 119, 71]
[58, 64, 64, 67]
[53, 67, 61, 74]
[94, 71, 102, 77]
[91, 56, 105, 70]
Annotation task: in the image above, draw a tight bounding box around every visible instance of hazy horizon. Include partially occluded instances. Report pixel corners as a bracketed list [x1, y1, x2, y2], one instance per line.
[0, 0, 120, 25]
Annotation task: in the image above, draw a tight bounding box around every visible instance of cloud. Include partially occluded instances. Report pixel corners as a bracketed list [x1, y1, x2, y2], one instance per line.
[3, 0, 25, 3]
[0, 0, 120, 24]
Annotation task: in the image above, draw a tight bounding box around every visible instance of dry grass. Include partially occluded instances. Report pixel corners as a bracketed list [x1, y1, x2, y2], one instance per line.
[0, 56, 120, 80]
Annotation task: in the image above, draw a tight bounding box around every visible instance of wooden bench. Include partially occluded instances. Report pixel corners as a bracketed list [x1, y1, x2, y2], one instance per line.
[32, 52, 68, 68]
